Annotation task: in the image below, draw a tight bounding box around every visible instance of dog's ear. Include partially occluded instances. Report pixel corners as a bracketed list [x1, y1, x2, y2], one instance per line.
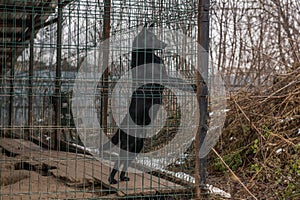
[149, 23, 155, 27]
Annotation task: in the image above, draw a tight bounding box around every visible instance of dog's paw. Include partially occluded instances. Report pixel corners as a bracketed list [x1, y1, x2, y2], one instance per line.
[108, 177, 118, 184]
[120, 176, 130, 182]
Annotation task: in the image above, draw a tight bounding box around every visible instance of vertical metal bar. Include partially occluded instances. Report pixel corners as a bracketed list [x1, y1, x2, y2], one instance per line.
[0, 14, 6, 135]
[54, 0, 63, 150]
[9, 12, 16, 134]
[28, 14, 34, 140]
[101, 0, 111, 134]
[194, 0, 202, 196]
[199, 0, 210, 189]
[8, 43, 15, 131]
[195, 0, 210, 198]
[0, 63, 2, 134]
[199, 85, 208, 181]
[200, 1, 210, 82]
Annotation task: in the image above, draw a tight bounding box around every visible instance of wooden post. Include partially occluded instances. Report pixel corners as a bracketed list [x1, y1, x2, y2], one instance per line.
[8, 42, 15, 132]
[28, 14, 34, 140]
[101, 0, 111, 134]
[54, 0, 63, 150]
[195, 0, 210, 199]
[0, 47, 4, 136]
[0, 61, 2, 134]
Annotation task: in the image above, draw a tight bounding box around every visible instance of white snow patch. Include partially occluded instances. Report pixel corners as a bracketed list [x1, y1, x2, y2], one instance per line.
[174, 153, 189, 165]
[276, 148, 285, 154]
[206, 184, 232, 199]
[280, 117, 294, 123]
[44, 135, 51, 141]
[137, 157, 231, 199]
[209, 109, 230, 117]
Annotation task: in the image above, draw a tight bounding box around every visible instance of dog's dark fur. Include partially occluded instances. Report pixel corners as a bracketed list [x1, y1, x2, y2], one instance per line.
[104, 25, 197, 184]
[102, 25, 167, 184]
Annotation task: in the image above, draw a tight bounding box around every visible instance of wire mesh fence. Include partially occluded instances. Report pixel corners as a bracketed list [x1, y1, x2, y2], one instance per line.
[0, 0, 218, 199]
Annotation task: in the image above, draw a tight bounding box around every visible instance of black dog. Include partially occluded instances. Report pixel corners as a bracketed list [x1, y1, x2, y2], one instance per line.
[103, 24, 197, 184]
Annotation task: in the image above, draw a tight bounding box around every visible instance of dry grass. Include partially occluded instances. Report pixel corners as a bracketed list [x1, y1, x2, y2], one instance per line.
[211, 67, 300, 199]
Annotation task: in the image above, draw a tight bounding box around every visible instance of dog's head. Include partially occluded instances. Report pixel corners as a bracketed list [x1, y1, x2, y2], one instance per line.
[132, 24, 167, 52]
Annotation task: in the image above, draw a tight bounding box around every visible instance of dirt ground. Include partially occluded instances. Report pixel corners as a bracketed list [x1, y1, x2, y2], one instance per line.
[0, 152, 105, 200]
[0, 139, 191, 200]
[0, 146, 256, 200]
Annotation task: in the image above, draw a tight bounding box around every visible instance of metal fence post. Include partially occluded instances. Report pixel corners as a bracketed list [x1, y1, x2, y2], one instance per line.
[54, 0, 63, 150]
[101, 0, 111, 134]
[28, 14, 34, 140]
[195, 0, 210, 198]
